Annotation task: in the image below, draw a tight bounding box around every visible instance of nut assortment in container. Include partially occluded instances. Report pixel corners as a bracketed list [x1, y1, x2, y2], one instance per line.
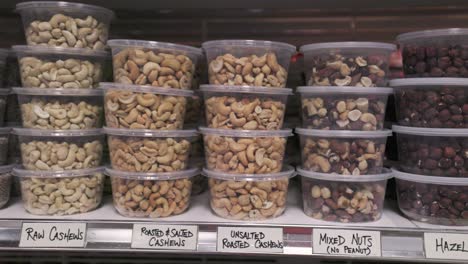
[0, 165, 14, 209]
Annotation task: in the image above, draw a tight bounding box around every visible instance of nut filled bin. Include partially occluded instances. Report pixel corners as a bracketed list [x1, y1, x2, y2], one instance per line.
[200, 85, 292, 130]
[298, 86, 392, 130]
[394, 168, 468, 226]
[300, 42, 396, 87]
[204, 166, 295, 221]
[15, 1, 114, 50]
[108, 39, 201, 89]
[391, 78, 468, 128]
[202, 40, 296, 88]
[107, 167, 198, 218]
[397, 28, 468, 78]
[0, 128, 10, 166]
[0, 164, 14, 209]
[298, 167, 391, 223]
[13, 167, 105, 215]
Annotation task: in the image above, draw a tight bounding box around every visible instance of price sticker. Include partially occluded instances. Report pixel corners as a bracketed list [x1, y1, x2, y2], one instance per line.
[131, 224, 198, 250]
[19, 222, 87, 248]
[424, 232, 468, 260]
[312, 228, 381, 257]
[217, 226, 284, 253]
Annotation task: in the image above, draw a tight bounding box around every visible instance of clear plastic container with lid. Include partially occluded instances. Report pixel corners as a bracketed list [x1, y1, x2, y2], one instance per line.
[397, 28, 468, 78]
[205, 166, 295, 220]
[100, 82, 193, 130]
[199, 127, 292, 174]
[104, 127, 198, 173]
[200, 85, 292, 130]
[108, 40, 202, 89]
[390, 78, 468, 128]
[0, 128, 10, 166]
[202, 40, 296, 88]
[393, 125, 468, 177]
[15, 1, 114, 50]
[300, 42, 396, 87]
[14, 88, 103, 130]
[296, 128, 391, 175]
[106, 167, 199, 218]
[13, 167, 105, 215]
[298, 86, 392, 130]
[13, 128, 104, 171]
[394, 168, 468, 226]
[298, 167, 391, 223]
[0, 89, 9, 126]
[0, 164, 15, 209]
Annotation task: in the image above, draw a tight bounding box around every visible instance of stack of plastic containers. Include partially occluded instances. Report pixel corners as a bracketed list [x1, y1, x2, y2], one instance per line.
[200, 40, 296, 220]
[296, 42, 396, 223]
[392, 29, 468, 226]
[8, 1, 115, 215]
[102, 39, 202, 218]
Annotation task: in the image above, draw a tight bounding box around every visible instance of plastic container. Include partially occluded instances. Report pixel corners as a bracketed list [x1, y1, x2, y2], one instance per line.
[298, 86, 392, 130]
[204, 166, 295, 220]
[14, 88, 103, 130]
[106, 167, 198, 218]
[200, 127, 292, 174]
[108, 40, 201, 89]
[300, 42, 396, 87]
[202, 40, 296, 88]
[13, 167, 105, 215]
[393, 125, 468, 177]
[298, 167, 391, 223]
[200, 85, 292, 130]
[101, 82, 193, 130]
[0, 128, 10, 166]
[0, 164, 14, 209]
[394, 168, 468, 225]
[390, 78, 468, 128]
[397, 28, 468, 78]
[296, 128, 391, 175]
[14, 45, 108, 89]
[0, 89, 9, 126]
[15, 1, 114, 50]
[104, 127, 197, 173]
[13, 128, 104, 171]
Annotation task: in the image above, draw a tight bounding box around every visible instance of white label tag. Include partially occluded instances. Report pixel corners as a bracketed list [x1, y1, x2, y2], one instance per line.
[131, 224, 198, 250]
[19, 222, 87, 248]
[312, 228, 381, 257]
[424, 232, 468, 260]
[217, 226, 284, 253]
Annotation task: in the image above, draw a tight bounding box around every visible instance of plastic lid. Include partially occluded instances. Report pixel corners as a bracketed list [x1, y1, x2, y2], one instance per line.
[99, 82, 193, 97]
[202, 40, 296, 53]
[107, 39, 202, 56]
[0, 164, 16, 174]
[199, 127, 293, 137]
[297, 167, 392, 182]
[203, 165, 296, 181]
[13, 45, 109, 58]
[0, 127, 10, 135]
[397, 28, 468, 43]
[392, 125, 468, 136]
[300, 42, 396, 53]
[390, 78, 468, 87]
[13, 166, 104, 178]
[103, 127, 197, 137]
[392, 168, 468, 185]
[13, 87, 102, 96]
[13, 128, 102, 137]
[105, 167, 199, 180]
[200, 85, 293, 95]
[15, 2, 115, 19]
[295, 128, 392, 138]
[297, 86, 393, 95]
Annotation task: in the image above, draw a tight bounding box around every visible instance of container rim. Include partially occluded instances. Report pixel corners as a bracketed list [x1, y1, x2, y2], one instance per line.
[300, 42, 396, 53]
[297, 86, 393, 94]
[297, 167, 393, 182]
[390, 78, 468, 87]
[392, 125, 468, 136]
[200, 85, 293, 95]
[103, 127, 198, 137]
[15, 1, 115, 19]
[202, 165, 296, 181]
[396, 28, 468, 42]
[202, 39, 296, 53]
[105, 167, 199, 180]
[13, 87, 102, 96]
[0, 164, 16, 174]
[13, 166, 105, 178]
[12, 45, 109, 57]
[13, 128, 102, 137]
[295, 128, 392, 138]
[392, 168, 468, 185]
[107, 39, 202, 56]
[99, 82, 194, 97]
[198, 127, 293, 137]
